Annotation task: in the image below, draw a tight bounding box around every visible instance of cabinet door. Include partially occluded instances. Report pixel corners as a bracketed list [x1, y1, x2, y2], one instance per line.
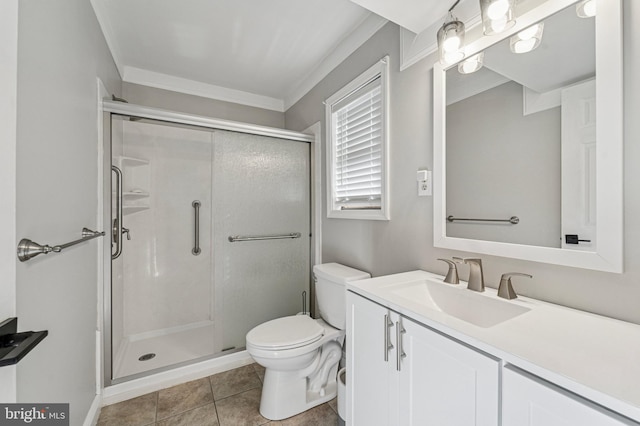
[347, 292, 397, 426]
[398, 316, 500, 426]
[503, 366, 636, 426]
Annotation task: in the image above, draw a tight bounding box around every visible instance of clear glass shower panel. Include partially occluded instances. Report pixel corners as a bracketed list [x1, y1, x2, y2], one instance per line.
[213, 131, 311, 351]
[112, 119, 214, 379]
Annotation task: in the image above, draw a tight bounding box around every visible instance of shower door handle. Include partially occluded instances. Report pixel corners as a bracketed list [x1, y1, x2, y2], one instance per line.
[192, 200, 201, 256]
[112, 165, 124, 259]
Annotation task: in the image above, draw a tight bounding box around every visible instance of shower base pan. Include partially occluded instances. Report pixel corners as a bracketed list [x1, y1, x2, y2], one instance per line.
[113, 322, 216, 379]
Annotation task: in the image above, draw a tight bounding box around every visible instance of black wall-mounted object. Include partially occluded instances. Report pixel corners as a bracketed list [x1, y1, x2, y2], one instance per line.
[0, 318, 48, 367]
[565, 234, 592, 245]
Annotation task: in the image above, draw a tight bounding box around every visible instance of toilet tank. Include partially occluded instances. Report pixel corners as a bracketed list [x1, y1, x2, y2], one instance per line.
[313, 263, 370, 330]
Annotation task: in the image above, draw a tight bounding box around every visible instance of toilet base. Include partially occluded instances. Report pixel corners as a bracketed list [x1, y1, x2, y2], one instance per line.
[259, 365, 339, 420]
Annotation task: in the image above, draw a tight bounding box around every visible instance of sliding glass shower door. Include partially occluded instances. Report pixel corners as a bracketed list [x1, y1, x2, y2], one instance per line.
[109, 117, 310, 381]
[213, 130, 311, 351]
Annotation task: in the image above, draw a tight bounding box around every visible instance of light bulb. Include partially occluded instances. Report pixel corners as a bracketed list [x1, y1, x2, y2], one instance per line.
[577, 0, 596, 18]
[513, 39, 536, 53]
[518, 24, 540, 40]
[442, 34, 461, 52]
[437, 19, 465, 65]
[444, 51, 465, 64]
[458, 53, 484, 74]
[487, 0, 509, 20]
[480, 0, 515, 35]
[490, 16, 508, 33]
[584, 1, 596, 16]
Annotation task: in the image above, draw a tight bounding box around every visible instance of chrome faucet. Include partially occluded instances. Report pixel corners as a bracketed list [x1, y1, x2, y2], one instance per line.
[454, 257, 485, 292]
[437, 258, 459, 284]
[497, 272, 532, 300]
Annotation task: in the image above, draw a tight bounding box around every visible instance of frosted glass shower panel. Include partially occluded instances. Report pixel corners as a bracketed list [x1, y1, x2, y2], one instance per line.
[213, 131, 311, 350]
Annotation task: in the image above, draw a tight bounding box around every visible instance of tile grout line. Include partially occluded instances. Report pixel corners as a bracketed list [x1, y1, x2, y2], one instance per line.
[155, 391, 159, 424]
[155, 379, 218, 423]
[208, 374, 222, 426]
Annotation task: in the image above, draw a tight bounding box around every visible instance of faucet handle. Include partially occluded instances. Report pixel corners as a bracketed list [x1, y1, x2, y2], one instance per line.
[498, 273, 532, 300]
[437, 259, 459, 284]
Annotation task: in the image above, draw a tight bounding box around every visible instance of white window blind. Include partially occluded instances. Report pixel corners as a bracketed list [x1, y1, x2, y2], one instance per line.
[332, 77, 383, 210]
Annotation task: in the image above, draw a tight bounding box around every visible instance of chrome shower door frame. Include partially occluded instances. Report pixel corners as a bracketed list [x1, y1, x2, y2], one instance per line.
[101, 103, 316, 388]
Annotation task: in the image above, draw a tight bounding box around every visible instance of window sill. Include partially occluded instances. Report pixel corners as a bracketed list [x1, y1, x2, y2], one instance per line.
[327, 209, 390, 221]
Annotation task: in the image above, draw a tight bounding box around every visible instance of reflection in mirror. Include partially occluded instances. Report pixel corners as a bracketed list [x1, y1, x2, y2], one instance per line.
[445, 4, 594, 250]
[433, 0, 622, 272]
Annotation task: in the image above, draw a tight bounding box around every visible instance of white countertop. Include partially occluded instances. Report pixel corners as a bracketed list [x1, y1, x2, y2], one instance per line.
[347, 270, 640, 422]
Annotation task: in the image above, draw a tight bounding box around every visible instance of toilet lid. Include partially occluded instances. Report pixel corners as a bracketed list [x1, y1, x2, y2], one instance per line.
[246, 315, 324, 350]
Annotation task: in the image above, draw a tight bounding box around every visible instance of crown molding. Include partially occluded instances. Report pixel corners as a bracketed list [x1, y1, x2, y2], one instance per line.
[122, 67, 286, 112]
[90, 0, 125, 77]
[284, 13, 388, 111]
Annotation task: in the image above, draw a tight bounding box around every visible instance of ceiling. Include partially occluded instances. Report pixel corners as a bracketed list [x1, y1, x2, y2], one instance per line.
[91, 0, 390, 112]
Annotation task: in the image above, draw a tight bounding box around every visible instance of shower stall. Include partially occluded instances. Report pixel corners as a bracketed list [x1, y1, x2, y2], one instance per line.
[104, 105, 313, 383]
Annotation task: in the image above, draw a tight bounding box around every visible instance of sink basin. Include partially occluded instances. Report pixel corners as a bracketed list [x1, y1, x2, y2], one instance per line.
[387, 279, 531, 328]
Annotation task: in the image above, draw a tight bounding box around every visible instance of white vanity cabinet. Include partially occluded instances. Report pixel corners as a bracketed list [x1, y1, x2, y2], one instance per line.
[502, 366, 637, 426]
[347, 291, 500, 425]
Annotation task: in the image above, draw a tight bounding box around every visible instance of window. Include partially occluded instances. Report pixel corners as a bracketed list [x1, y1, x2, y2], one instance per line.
[325, 57, 389, 220]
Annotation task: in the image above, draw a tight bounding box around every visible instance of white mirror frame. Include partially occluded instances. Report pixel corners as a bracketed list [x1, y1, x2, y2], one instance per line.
[434, 0, 623, 273]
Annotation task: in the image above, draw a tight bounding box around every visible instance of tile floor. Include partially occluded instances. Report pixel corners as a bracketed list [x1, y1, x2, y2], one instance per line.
[98, 363, 339, 426]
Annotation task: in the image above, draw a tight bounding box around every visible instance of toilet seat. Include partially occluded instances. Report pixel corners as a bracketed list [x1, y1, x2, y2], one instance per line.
[246, 315, 324, 350]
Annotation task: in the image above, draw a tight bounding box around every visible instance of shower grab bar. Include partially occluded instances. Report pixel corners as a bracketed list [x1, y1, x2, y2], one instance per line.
[447, 215, 520, 225]
[17, 228, 105, 262]
[112, 165, 124, 259]
[192, 200, 201, 256]
[228, 232, 302, 242]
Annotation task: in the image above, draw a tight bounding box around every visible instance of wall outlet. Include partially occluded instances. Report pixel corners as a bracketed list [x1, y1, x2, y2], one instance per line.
[417, 170, 432, 196]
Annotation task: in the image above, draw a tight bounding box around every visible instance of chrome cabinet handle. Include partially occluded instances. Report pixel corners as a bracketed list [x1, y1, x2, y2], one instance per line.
[111, 165, 123, 259]
[384, 313, 394, 361]
[396, 319, 406, 371]
[192, 200, 201, 256]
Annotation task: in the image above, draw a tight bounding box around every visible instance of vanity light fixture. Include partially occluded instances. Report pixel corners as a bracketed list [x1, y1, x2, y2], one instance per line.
[510, 22, 544, 54]
[458, 52, 484, 74]
[479, 0, 516, 35]
[437, 0, 466, 65]
[576, 0, 596, 18]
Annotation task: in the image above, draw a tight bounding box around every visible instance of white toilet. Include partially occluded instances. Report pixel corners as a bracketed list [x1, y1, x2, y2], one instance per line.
[246, 262, 370, 420]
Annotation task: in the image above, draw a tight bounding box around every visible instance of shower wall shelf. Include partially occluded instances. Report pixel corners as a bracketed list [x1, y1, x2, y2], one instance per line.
[123, 205, 150, 215]
[120, 156, 149, 167]
[115, 155, 151, 216]
[123, 191, 150, 200]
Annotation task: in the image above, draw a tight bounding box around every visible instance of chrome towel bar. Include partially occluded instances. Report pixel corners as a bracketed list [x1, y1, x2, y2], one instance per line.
[447, 215, 520, 225]
[17, 228, 105, 262]
[228, 232, 302, 242]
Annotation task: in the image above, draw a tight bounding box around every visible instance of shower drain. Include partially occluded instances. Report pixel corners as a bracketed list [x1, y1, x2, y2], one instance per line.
[138, 353, 156, 361]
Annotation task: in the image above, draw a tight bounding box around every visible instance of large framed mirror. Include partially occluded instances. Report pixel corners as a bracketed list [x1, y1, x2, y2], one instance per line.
[433, 0, 623, 272]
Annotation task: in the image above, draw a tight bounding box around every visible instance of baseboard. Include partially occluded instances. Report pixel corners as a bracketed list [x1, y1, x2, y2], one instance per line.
[83, 394, 103, 426]
[102, 350, 253, 406]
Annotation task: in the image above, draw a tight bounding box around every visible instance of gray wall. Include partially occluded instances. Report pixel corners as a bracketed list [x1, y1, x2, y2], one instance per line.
[285, 2, 640, 326]
[446, 81, 561, 248]
[122, 82, 285, 128]
[16, 0, 121, 423]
